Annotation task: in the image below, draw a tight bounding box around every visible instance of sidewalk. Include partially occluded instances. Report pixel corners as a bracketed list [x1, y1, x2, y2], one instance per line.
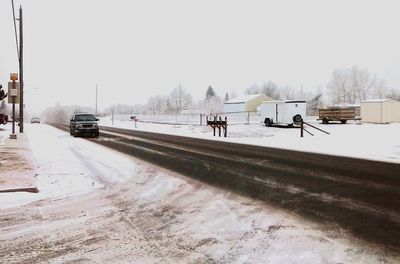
[0, 128, 37, 193]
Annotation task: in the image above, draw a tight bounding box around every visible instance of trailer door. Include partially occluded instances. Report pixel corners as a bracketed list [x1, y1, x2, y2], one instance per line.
[277, 103, 285, 123]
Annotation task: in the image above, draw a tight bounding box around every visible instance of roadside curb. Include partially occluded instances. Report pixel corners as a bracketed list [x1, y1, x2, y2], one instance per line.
[0, 187, 39, 193]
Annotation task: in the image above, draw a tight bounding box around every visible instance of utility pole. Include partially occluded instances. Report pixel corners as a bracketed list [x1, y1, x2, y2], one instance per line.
[95, 84, 98, 116]
[18, 6, 24, 133]
[179, 83, 182, 113]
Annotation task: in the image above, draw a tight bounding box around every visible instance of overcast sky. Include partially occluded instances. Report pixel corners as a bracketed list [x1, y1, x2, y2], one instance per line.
[1, 0, 399, 113]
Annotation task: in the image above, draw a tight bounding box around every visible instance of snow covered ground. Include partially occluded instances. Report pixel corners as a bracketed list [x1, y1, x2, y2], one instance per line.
[0, 124, 138, 209]
[99, 116, 400, 163]
[0, 124, 398, 263]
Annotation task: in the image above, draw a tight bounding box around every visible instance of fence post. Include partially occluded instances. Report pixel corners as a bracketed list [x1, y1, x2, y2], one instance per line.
[218, 116, 221, 137]
[200, 114, 202, 125]
[247, 111, 250, 124]
[213, 116, 216, 136]
[224, 117, 227, 137]
[300, 119, 304, 137]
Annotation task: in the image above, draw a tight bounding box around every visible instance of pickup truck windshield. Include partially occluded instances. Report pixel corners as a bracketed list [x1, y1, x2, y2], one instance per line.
[75, 115, 97, 121]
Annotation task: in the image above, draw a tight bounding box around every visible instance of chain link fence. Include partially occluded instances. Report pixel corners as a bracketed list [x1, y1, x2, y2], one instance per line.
[104, 111, 262, 125]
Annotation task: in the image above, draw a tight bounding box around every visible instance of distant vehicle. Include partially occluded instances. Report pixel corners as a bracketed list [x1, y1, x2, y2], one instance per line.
[0, 114, 8, 125]
[70, 113, 99, 137]
[30, 117, 40, 124]
[260, 100, 306, 127]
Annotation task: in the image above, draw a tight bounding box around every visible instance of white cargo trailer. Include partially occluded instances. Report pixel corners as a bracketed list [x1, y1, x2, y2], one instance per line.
[260, 100, 306, 126]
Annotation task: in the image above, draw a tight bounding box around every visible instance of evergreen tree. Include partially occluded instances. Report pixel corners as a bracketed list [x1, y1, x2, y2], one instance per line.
[205, 86, 216, 100]
[224, 92, 229, 102]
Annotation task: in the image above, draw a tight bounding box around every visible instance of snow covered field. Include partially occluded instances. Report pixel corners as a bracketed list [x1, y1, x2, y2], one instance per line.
[99, 116, 400, 163]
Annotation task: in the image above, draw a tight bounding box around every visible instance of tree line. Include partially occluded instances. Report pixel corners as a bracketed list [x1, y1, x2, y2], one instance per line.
[37, 65, 400, 122]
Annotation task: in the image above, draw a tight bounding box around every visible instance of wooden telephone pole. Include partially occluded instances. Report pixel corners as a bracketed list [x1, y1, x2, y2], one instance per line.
[18, 6, 24, 133]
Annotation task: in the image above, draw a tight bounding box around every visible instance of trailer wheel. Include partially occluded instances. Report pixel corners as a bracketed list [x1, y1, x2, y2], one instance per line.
[293, 114, 302, 123]
[322, 117, 329, 124]
[264, 118, 272, 127]
[340, 120, 347, 124]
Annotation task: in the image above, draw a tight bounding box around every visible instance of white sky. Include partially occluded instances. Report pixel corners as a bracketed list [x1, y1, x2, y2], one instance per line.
[1, 0, 399, 114]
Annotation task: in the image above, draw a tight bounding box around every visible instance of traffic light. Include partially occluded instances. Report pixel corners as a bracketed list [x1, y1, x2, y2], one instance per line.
[0, 84, 7, 100]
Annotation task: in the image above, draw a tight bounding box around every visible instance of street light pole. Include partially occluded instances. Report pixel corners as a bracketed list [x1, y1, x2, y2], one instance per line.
[18, 6, 24, 133]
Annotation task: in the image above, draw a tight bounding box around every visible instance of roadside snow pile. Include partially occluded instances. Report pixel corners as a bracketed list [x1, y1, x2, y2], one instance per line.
[99, 116, 400, 163]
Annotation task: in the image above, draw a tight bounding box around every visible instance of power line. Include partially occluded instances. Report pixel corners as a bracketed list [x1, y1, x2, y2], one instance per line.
[11, 0, 19, 59]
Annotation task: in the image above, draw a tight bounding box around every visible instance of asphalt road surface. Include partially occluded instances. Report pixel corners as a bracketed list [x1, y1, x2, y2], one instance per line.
[54, 124, 400, 252]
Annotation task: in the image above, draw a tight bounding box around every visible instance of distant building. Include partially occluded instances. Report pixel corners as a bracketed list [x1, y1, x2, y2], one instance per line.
[223, 94, 272, 113]
[361, 99, 400, 123]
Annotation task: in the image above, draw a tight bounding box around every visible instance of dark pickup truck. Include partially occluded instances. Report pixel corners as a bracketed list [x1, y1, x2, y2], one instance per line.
[70, 113, 99, 137]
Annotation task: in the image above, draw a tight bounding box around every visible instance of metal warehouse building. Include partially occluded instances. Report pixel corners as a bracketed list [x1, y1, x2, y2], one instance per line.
[361, 99, 400, 123]
[223, 94, 272, 113]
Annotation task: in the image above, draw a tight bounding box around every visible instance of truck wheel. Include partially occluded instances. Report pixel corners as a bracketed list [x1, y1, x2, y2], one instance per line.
[322, 117, 329, 124]
[340, 120, 347, 124]
[293, 114, 302, 123]
[264, 118, 272, 127]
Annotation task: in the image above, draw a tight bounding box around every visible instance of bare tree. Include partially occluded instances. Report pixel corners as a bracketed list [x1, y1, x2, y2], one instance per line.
[147, 95, 167, 114]
[387, 89, 400, 101]
[245, 81, 281, 100]
[372, 79, 388, 99]
[106, 104, 146, 114]
[261, 81, 280, 99]
[327, 66, 387, 105]
[327, 68, 350, 104]
[169, 85, 193, 113]
[279, 85, 295, 100]
[244, 83, 260, 95]
[42, 103, 74, 124]
[201, 96, 223, 114]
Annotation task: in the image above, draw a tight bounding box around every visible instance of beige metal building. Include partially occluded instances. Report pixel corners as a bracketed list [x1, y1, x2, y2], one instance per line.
[360, 99, 400, 123]
[223, 94, 272, 113]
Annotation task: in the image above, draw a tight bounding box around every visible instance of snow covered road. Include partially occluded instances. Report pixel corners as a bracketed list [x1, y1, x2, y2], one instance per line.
[1, 124, 399, 263]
